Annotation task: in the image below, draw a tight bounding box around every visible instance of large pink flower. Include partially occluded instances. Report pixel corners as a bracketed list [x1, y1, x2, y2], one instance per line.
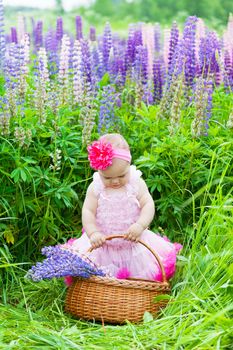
[87, 141, 114, 170]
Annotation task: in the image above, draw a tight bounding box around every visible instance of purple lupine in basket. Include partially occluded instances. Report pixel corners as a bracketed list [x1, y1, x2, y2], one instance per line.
[75, 15, 83, 40]
[25, 245, 106, 282]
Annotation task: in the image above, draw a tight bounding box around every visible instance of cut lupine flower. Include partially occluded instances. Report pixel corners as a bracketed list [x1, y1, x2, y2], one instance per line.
[25, 245, 106, 282]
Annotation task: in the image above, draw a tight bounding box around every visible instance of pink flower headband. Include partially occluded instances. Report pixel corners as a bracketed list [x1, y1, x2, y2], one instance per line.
[87, 140, 132, 170]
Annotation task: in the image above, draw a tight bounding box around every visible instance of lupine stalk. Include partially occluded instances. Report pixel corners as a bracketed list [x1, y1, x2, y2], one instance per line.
[34, 47, 50, 122]
[10, 27, 18, 43]
[75, 16, 83, 40]
[191, 75, 213, 137]
[72, 40, 84, 105]
[102, 22, 112, 72]
[98, 85, 118, 134]
[58, 34, 71, 106]
[25, 245, 107, 282]
[0, 0, 5, 73]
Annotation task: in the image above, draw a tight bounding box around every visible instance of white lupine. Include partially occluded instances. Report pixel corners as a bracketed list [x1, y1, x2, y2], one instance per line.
[73, 40, 84, 105]
[58, 34, 71, 105]
[17, 14, 26, 43]
[142, 23, 154, 79]
[35, 47, 50, 122]
[227, 110, 233, 128]
[18, 33, 30, 98]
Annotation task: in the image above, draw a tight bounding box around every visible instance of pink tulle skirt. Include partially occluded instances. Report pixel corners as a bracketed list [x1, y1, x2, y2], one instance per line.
[68, 230, 182, 282]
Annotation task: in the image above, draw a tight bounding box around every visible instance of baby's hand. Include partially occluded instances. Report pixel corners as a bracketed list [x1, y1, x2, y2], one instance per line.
[90, 231, 106, 249]
[124, 223, 144, 242]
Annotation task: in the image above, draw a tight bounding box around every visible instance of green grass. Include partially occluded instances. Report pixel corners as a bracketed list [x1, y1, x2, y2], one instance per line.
[1, 185, 232, 350]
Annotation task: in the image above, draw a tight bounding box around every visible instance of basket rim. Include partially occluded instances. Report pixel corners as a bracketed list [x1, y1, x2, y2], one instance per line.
[72, 275, 171, 292]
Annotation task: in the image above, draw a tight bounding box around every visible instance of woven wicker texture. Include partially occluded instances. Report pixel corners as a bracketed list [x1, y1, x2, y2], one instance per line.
[65, 235, 171, 324]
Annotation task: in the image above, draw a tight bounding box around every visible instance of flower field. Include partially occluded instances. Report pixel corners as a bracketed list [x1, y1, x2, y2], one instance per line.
[0, 0, 233, 348]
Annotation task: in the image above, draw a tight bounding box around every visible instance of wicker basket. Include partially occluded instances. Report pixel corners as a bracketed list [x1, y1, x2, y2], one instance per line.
[65, 235, 170, 324]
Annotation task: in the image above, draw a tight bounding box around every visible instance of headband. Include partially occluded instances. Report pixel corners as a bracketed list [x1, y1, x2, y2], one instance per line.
[87, 140, 131, 170]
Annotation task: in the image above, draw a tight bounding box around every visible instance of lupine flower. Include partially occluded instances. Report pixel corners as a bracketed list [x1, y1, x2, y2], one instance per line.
[0, 0, 5, 73]
[10, 27, 17, 44]
[56, 17, 63, 43]
[191, 75, 213, 137]
[0, 110, 10, 136]
[89, 26, 96, 42]
[73, 40, 84, 105]
[102, 22, 112, 72]
[17, 14, 26, 43]
[98, 85, 118, 133]
[25, 245, 107, 282]
[227, 109, 233, 128]
[58, 34, 71, 105]
[34, 47, 50, 122]
[75, 16, 83, 40]
[167, 21, 179, 76]
[153, 56, 165, 103]
[49, 148, 62, 171]
[34, 20, 43, 51]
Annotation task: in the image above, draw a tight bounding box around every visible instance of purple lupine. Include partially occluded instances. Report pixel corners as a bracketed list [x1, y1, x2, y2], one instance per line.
[182, 16, 198, 89]
[25, 245, 106, 282]
[133, 45, 148, 85]
[35, 20, 43, 51]
[4, 43, 20, 116]
[89, 26, 96, 42]
[75, 15, 83, 40]
[91, 45, 104, 81]
[124, 24, 136, 73]
[45, 28, 59, 75]
[224, 50, 233, 92]
[10, 27, 18, 44]
[167, 21, 179, 76]
[56, 17, 63, 43]
[199, 30, 221, 84]
[98, 85, 118, 133]
[0, 0, 5, 73]
[81, 39, 93, 86]
[153, 56, 165, 103]
[102, 22, 112, 72]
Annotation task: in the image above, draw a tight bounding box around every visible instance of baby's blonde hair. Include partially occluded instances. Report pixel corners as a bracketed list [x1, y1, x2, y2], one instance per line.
[99, 133, 130, 150]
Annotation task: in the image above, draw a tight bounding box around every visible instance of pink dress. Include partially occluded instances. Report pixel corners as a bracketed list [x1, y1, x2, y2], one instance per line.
[71, 165, 182, 281]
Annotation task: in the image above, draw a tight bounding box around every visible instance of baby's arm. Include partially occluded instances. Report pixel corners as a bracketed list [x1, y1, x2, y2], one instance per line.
[82, 182, 106, 248]
[125, 178, 155, 241]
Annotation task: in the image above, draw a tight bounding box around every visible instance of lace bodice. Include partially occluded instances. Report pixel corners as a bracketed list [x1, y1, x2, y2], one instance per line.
[93, 165, 142, 236]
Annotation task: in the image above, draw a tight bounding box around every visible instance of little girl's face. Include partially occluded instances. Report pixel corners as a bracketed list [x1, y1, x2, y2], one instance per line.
[99, 159, 130, 189]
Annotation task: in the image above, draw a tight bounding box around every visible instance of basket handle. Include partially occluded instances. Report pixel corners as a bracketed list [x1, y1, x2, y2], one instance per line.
[88, 234, 168, 283]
